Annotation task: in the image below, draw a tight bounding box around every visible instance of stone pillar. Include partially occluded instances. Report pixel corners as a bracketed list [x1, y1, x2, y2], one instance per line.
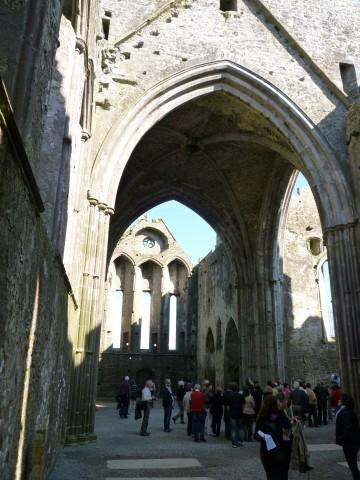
[131, 265, 143, 351]
[325, 223, 360, 408]
[66, 195, 113, 443]
[271, 278, 286, 381]
[160, 266, 170, 354]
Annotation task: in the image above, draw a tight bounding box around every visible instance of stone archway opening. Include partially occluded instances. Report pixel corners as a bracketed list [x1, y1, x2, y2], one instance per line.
[70, 62, 360, 440]
[205, 328, 216, 387]
[105, 88, 303, 387]
[103, 86, 344, 388]
[224, 319, 240, 387]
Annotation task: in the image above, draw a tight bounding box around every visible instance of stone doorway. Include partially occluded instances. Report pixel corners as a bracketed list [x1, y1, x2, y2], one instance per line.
[204, 328, 216, 387]
[136, 368, 155, 390]
[224, 319, 240, 387]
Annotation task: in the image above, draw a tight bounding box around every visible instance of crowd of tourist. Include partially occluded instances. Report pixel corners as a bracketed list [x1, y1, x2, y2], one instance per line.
[115, 375, 360, 480]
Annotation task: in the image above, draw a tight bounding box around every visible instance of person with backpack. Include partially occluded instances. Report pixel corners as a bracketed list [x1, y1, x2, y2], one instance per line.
[306, 383, 318, 427]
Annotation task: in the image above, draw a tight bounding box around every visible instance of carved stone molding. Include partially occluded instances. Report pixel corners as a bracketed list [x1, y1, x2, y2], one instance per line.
[324, 220, 358, 235]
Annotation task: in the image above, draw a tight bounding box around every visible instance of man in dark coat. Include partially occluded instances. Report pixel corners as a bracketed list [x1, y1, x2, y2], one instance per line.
[314, 381, 329, 426]
[117, 375, 131, 418]
[226, 382, 245, 447]
[289, 381, 308, 422]
[161, 378, 174, 432]
[336, 394, 360, 480]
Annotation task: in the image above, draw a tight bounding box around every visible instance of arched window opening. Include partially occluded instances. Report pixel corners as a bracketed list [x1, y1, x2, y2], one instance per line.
[140, 291, 151, 349]
[224, 319, 240, 386]
[169, 295, 177, 350]
[107, 255, 134, 351]
[308, 237, 322, 256]
[220, 0, 237, 11]
[206, 328, 215, 354]
[216, 318, 222, 350]
[111, 289, 123, 348]
[205, 328, 215, 386]
[102, 12, 111, 40]
[319, 260, 335, 340]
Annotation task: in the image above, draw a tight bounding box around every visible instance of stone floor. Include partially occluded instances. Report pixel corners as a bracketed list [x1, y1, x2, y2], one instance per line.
[49, 402, 354, 480]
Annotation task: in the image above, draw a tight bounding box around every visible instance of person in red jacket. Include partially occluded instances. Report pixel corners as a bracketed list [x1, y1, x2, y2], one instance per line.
[330, 384, 343, 413]
[190, 384, 206, 442]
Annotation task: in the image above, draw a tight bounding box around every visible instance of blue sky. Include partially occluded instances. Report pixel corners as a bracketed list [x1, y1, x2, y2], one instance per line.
[141, 172, 310, 264]
[293, 172, 309, 193]
[146, 201, 217, 264]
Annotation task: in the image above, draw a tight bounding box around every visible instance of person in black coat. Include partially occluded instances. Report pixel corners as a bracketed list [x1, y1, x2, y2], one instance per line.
[314, 381, 329, 426]
[161, 378, 174, 432]
[210, 387, 224, 436]
[223, 385, 233, 440]
[226, 382, 246, 447]
[255, 395, 292, 480]
[336, 394, 360, 480]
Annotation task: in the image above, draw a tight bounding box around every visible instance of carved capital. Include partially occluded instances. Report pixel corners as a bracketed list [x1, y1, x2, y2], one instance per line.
[75, 37, 87, 54]
[105, 207, 115, 216]
[87, 190, 99, 207]
[98, 202, 107, 212]
[81, 130, 91, 142]
[346, 104, 360, 143]
[325, 220, 358, 233]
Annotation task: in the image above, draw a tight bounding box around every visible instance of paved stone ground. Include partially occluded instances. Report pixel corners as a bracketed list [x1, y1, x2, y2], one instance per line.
[49, 402, 353, 480]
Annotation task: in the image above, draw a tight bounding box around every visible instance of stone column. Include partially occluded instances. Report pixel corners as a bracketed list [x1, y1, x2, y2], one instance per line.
[131, 265, 143, 351]
[271, 277, 286, 381]
[325, 223, 360, 408]
[160, 266, 170, 353]
[66, 195, 113, 443]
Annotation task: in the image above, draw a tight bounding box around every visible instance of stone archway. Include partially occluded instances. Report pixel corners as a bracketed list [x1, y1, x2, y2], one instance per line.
[224, 319, 240, 387]
[68, 61, 360, 441]
[91, 60, 355, 228]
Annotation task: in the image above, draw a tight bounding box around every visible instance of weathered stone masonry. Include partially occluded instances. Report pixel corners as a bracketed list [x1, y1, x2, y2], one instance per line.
[1, 2, 360, 479]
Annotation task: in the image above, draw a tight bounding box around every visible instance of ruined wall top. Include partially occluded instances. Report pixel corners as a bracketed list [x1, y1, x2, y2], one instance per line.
[112, 216, 193, 272]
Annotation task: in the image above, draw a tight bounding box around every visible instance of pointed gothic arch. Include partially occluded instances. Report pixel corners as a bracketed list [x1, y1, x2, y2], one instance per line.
[224, 318, 240, 387]
[91, 60, 356, 232]
[205, 328, 216, 386]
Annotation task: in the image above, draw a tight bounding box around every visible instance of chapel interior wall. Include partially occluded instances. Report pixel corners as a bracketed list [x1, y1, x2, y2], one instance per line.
[194, 243, 239, 388]
[283, 186, 338, 385]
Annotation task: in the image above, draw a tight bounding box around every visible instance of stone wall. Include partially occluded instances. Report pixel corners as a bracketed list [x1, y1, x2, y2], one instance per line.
[194, 242, 239, 388]
[98, 217, 194, 397]
[92, 0, 350, 173]
[0, 0, 63, 167]
[283, 186, 338, 385]
[258, 0, 360, 89]
[98, 352, 191, 398]
[0, 114, 76, 479]
[193, 186, 338, 388]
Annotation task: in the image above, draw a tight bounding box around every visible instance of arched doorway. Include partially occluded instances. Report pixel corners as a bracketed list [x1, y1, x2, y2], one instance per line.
[224, 319, 240, 387]
[136, 368, 155, 390]
[204, 328, 215, 387]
